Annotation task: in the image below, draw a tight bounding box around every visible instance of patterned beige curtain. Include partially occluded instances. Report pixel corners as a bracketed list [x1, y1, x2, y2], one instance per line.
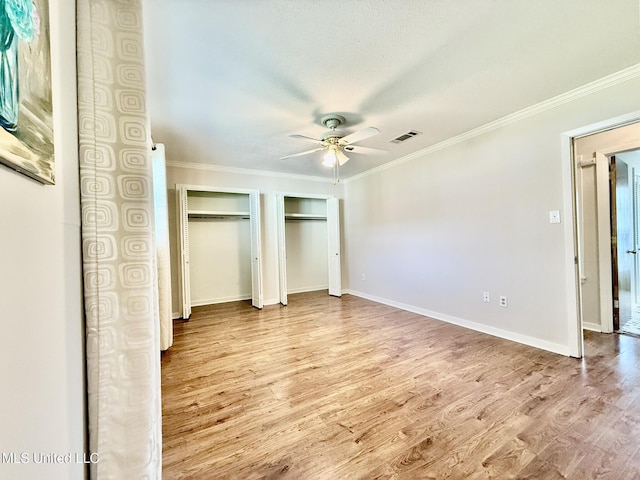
[77, 0, 162, 478]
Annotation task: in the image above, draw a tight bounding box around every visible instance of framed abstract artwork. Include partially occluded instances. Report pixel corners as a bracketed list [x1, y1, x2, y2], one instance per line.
[0, 0, 53, 184]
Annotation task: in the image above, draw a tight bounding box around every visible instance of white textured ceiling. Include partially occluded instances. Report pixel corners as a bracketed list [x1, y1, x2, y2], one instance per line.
[143, 0, 640, 180]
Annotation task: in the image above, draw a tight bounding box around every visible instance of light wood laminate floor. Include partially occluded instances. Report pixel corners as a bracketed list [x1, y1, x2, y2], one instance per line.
[162, 292, 640, 479]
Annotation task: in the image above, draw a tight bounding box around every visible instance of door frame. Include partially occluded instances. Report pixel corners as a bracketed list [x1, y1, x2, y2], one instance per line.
[176, 184, 263, 318]
[610, 155, 620, 332]
[562, 111, 640, 357]
[275, 192, 342, 305]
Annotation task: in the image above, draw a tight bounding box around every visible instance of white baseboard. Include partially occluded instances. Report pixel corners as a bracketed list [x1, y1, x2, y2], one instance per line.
[172, 296, 280, 319]
[191, 294, 252, 307]
[286, 285, 329, 295]
[345, 289, 571, 356]
[172, 289, 571, 356]
[582, 321, 602, 332]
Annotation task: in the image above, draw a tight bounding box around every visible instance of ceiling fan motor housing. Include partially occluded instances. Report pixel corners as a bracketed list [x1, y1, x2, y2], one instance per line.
[321, 114, 345, 130]
[321, 132, 343, 143]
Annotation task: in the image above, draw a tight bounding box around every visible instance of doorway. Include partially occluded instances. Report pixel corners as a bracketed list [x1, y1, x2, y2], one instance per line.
[275, 193, 341, 305]
[612, 151, 640, 335]
[176, 185, 263, 319]
[572, 123, 640, 348]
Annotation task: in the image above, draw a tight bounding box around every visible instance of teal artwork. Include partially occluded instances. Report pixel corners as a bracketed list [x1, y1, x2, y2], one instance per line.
[0, 0, 37, 131]
[0, 0, 53, 184]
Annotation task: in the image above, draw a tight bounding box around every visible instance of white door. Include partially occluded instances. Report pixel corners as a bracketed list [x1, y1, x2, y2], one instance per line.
[249, 191, 263, 309]
[575, 152, 613, 333]
[177, 185, 192, 319]
[276, 193, 288, 305]
[613, 158, 634, 330]
[327, 196, 342, 297]
[595, 152, 615, 333]
[634, 171, 640, 309]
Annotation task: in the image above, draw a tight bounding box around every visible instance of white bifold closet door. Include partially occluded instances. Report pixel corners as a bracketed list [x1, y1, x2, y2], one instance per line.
[177, 185, 192, 319]
[151, 144, 173, 350]
[276, 193, 288, 305]
[326, 196, 342, 297]
[249, 191, 263, 309]
[177, 186, 263, 319]
[276, 194, 341, 305]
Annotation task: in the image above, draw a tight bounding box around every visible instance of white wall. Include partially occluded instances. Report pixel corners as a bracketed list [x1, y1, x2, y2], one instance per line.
[284, 196, 329, 294]
[285, 219, 329, 293]
[166, 164, 344, 313]
[188, 217, 252, 305]
[185, 190, 253, 305]
[0, 1, 85, 479]
[344, 74, 640, 355]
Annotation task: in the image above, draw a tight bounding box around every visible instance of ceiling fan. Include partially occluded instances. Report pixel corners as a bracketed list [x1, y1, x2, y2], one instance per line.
[281, 114, 385, 175]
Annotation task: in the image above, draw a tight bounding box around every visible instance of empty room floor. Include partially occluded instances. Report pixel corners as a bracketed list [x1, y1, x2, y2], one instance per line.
[162, 291, 640, 479]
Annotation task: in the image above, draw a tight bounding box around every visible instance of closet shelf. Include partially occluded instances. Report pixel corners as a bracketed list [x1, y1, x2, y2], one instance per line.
[188, 210, 250, 219]
[284, 213, 327, 221]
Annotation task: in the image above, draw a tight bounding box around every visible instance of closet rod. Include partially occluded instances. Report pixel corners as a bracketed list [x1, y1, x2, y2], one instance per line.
[188, 215, 250, 220]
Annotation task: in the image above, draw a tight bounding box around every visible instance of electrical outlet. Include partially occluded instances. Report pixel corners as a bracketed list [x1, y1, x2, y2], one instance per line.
[500, 296, 508, 307]
[549, 210, 561, 224]
[361, 273, 366, 281]
[483, 292, 490, 303]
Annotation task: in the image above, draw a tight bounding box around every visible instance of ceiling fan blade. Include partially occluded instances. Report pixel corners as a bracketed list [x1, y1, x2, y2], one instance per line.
[336, 149, 350, 166]
[343, 145, 387, 155]
[280, 147, 325, 160]
[290, 134, 323, 144]
[338, 126, 380, 145]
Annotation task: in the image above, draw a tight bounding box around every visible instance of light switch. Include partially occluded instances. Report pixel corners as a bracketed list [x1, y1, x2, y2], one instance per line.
[549, 210, 561, 224]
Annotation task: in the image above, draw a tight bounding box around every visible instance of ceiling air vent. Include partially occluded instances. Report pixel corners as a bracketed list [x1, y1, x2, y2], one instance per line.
[389, 130, 422, 144]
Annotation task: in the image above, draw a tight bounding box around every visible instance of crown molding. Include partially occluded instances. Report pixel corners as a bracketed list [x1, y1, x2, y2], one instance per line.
[345, 63, 640, 183]
[165, 160, 335, 184]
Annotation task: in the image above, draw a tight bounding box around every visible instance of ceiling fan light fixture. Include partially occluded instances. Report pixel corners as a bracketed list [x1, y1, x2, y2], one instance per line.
[336, 149, 349, 166]
[322, 147, 338, 167]
[285, 113, 380, 175]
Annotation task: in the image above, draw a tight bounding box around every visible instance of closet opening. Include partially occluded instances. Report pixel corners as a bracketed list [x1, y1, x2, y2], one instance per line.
[177, 185, 263, 319]
[276, 193, 341, 306]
